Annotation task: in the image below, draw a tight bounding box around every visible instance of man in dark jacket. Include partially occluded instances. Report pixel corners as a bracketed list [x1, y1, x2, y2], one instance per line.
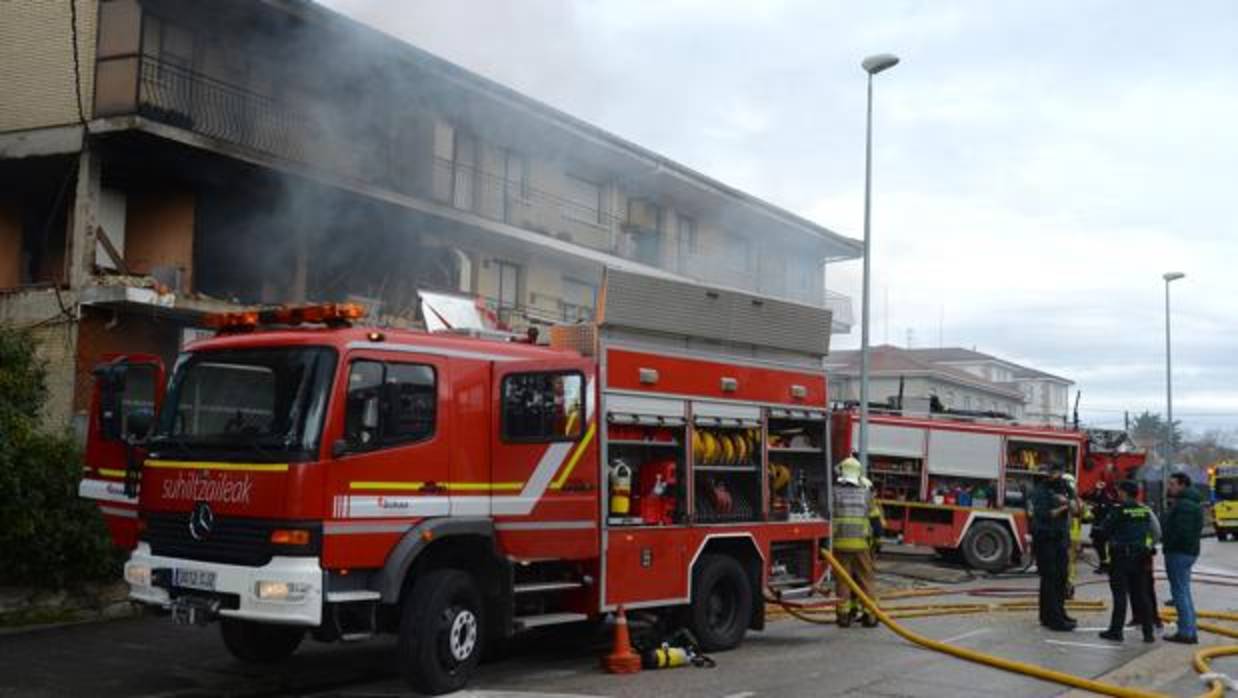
[1095, 481, 1155, 643]
[1162, 472, 1205, 644]
[1031, 464, 1074, 631]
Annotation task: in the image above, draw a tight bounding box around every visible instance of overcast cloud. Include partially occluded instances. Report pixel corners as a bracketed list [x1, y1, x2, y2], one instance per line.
[319, 0, 1236, 434]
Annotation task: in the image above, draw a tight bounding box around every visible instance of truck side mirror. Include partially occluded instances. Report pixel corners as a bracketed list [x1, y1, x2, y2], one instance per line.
[362, 395, 380, 430]
[94, 363, 129, 441]
[125, 407, 155, 444]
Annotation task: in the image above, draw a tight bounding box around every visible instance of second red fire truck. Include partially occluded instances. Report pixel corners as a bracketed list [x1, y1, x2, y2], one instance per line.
[831, 405, 1145, 571]
[79, 270, 835, 694]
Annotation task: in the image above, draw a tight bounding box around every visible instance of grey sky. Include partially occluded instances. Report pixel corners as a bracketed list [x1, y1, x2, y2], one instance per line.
[319, 0, 1236, 434]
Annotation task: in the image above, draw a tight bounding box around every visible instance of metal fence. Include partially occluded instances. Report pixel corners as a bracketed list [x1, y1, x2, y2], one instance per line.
[138, 56, 316, 163]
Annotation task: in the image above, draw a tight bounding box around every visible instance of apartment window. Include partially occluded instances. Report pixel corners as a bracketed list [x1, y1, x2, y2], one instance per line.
[563, 174, 603, 225]
[432, 121, 455, 202]
[676, 215, 697, 272]
[452, 132, 478, 211]
[723, 234, 753, 273]
[562, 278, 597, 323]
[503, 150, 528, 223]
[502, 372, 584, 442]
[143, 15, 195, 70]
[496, 261, 521, 310]
[964, 395, 973, 410]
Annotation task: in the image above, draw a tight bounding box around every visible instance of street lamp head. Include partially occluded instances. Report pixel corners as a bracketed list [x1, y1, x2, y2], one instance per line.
[862, 53, 901, 75]
[1163, 272, 1185, 282]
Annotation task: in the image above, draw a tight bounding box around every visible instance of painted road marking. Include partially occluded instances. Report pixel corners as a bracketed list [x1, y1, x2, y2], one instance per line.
[943, 628, 990, 643]
[1044, 639, 1124, 650]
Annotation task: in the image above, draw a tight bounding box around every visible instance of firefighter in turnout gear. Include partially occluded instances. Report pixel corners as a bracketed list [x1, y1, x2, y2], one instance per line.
[1063, 473, 1083, 599]
[1096, 480, 1156, 643]
[833, 457, 877, 628]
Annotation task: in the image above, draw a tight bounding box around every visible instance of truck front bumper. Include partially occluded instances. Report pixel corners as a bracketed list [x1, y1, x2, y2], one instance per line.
[125, 543, 324, 626]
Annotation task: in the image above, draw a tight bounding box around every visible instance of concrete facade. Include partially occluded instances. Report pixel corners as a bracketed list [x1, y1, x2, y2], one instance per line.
[0, 0, 860, 433]
[0, 0, 97, 132]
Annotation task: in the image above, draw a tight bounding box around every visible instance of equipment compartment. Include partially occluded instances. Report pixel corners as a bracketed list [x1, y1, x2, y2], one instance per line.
[604, 398, 688, 527]
[767, 409, 829, 522]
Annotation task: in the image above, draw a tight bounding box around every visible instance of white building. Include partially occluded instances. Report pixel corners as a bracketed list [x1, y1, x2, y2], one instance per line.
[825, 346, 1075, 425]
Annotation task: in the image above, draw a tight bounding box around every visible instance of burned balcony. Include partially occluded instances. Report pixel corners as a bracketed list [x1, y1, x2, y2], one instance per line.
[134, 58, 314, 164]
[96, 54, 316, 168]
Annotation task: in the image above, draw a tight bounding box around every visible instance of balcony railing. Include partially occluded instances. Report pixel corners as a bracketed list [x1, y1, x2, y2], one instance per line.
[137, 56, 315, 164]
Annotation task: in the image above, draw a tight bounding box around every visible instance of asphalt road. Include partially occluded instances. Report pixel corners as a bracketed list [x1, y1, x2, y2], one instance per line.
[2, 539, 1235, 698]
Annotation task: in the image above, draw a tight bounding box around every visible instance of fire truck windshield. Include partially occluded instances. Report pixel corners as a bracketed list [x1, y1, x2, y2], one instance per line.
[152, 347, 336, 461]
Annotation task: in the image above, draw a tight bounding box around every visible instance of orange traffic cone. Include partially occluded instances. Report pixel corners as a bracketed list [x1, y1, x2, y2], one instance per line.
[602, 605, 642, 674]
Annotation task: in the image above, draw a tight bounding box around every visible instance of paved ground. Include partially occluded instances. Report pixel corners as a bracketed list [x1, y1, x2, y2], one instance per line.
[1, 539, 1235, 698]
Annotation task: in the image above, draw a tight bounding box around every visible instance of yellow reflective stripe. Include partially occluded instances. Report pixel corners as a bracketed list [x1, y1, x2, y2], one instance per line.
[349, 481, 523, 492]
[551, 421, 596, 490]
[348, 423, 596, 495]
[445, 482, 523, 492]
[144, 459, 289, 473]
[98, 468, 127, 478]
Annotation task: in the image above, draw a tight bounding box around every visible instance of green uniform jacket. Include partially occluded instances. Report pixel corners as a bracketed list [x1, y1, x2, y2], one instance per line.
[1161, 488, 1204, 556]
[1095, 501, 1152, 550]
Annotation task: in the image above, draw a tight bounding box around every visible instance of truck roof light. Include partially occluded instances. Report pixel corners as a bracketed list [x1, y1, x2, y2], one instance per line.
[203, 303, 368, 333]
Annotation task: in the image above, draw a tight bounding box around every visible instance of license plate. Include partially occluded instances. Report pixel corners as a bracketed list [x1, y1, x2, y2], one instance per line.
[171, 598, 219, 626]
[173, 568, 217, 591]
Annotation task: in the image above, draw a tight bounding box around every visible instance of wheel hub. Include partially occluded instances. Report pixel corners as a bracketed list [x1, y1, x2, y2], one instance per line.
[448, 608, 478, 662]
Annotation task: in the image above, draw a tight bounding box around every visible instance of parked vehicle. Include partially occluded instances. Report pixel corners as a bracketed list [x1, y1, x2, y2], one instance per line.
[831, 407, 1145, 572]
[79, 270, 834, 694]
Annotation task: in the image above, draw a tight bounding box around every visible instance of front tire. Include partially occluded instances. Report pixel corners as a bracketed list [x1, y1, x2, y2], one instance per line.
[961, 521, 1013, 573]
[398, 569, 484, 695]
[219, 619, 304, 663]
[687, 554, 752, 651]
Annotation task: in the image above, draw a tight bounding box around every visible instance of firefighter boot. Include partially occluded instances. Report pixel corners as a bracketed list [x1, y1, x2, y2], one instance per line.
[861, 611, 879, 628]
[837, 603, 854, 628]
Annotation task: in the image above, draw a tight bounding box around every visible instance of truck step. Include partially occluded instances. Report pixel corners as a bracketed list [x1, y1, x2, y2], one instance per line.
[339, 632, 374, 642]
[514, 612, 589, 630]
[513, 581, 583, 594]
[326, 590, 381, 603]
[771, 585, 815, 601]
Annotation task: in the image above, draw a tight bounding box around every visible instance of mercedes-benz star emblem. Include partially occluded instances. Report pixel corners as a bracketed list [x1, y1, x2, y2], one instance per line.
[188, 501, 215, 541]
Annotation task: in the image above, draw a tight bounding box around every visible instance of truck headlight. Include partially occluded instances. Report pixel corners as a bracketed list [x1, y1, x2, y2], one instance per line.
[125, 564, 152, 588]
[255, 581, 311, 602]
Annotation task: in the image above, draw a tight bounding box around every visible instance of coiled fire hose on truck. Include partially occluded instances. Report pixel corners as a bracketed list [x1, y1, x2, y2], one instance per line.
[818, 549, 1176, 698]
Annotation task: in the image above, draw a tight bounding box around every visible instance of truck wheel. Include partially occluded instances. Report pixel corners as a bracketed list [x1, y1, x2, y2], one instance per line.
[960, 521, 1013, 573]
[688, 554, 752, 652]
[220, 619, 304, 663]
[398, 569, 484, 696]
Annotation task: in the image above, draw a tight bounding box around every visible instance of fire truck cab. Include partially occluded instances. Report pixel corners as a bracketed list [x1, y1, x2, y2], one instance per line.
[79, 270, 834, 694]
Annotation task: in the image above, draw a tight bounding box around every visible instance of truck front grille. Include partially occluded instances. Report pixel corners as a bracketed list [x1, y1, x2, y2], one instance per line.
[145, 513, 317, 567]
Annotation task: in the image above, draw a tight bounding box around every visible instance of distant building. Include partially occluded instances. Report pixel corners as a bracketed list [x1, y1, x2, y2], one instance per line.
[825, 345, 1074, 424]
[0, 0, 860, 433]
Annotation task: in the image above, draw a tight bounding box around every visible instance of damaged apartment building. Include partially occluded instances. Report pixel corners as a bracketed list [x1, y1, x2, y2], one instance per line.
[0, 0, 861, 435]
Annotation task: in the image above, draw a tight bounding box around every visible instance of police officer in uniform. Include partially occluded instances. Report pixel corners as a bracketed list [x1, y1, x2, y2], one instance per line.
[1096, 480, 1156, 643]
[1031, 463, 1074, 631]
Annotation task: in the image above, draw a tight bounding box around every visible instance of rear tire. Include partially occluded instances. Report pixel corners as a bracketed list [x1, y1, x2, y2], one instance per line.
[220, 619, 304, 663]
[398, 569, 484, 695]
[961, 521, 1013, 572]
[687, 554, 752, 651]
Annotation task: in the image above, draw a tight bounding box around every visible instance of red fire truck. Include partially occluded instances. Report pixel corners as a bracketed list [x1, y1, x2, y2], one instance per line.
[79, 270, 834, 694]
[830, 406, 1145, 572]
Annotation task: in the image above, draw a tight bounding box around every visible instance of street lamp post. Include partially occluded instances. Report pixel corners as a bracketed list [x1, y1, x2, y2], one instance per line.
[858, 53, 900, 473]
[1161, 271, 1185, 513]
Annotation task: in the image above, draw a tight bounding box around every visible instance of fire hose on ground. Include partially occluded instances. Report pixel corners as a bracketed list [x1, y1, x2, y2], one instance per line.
[801, 550, 1238, 698]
